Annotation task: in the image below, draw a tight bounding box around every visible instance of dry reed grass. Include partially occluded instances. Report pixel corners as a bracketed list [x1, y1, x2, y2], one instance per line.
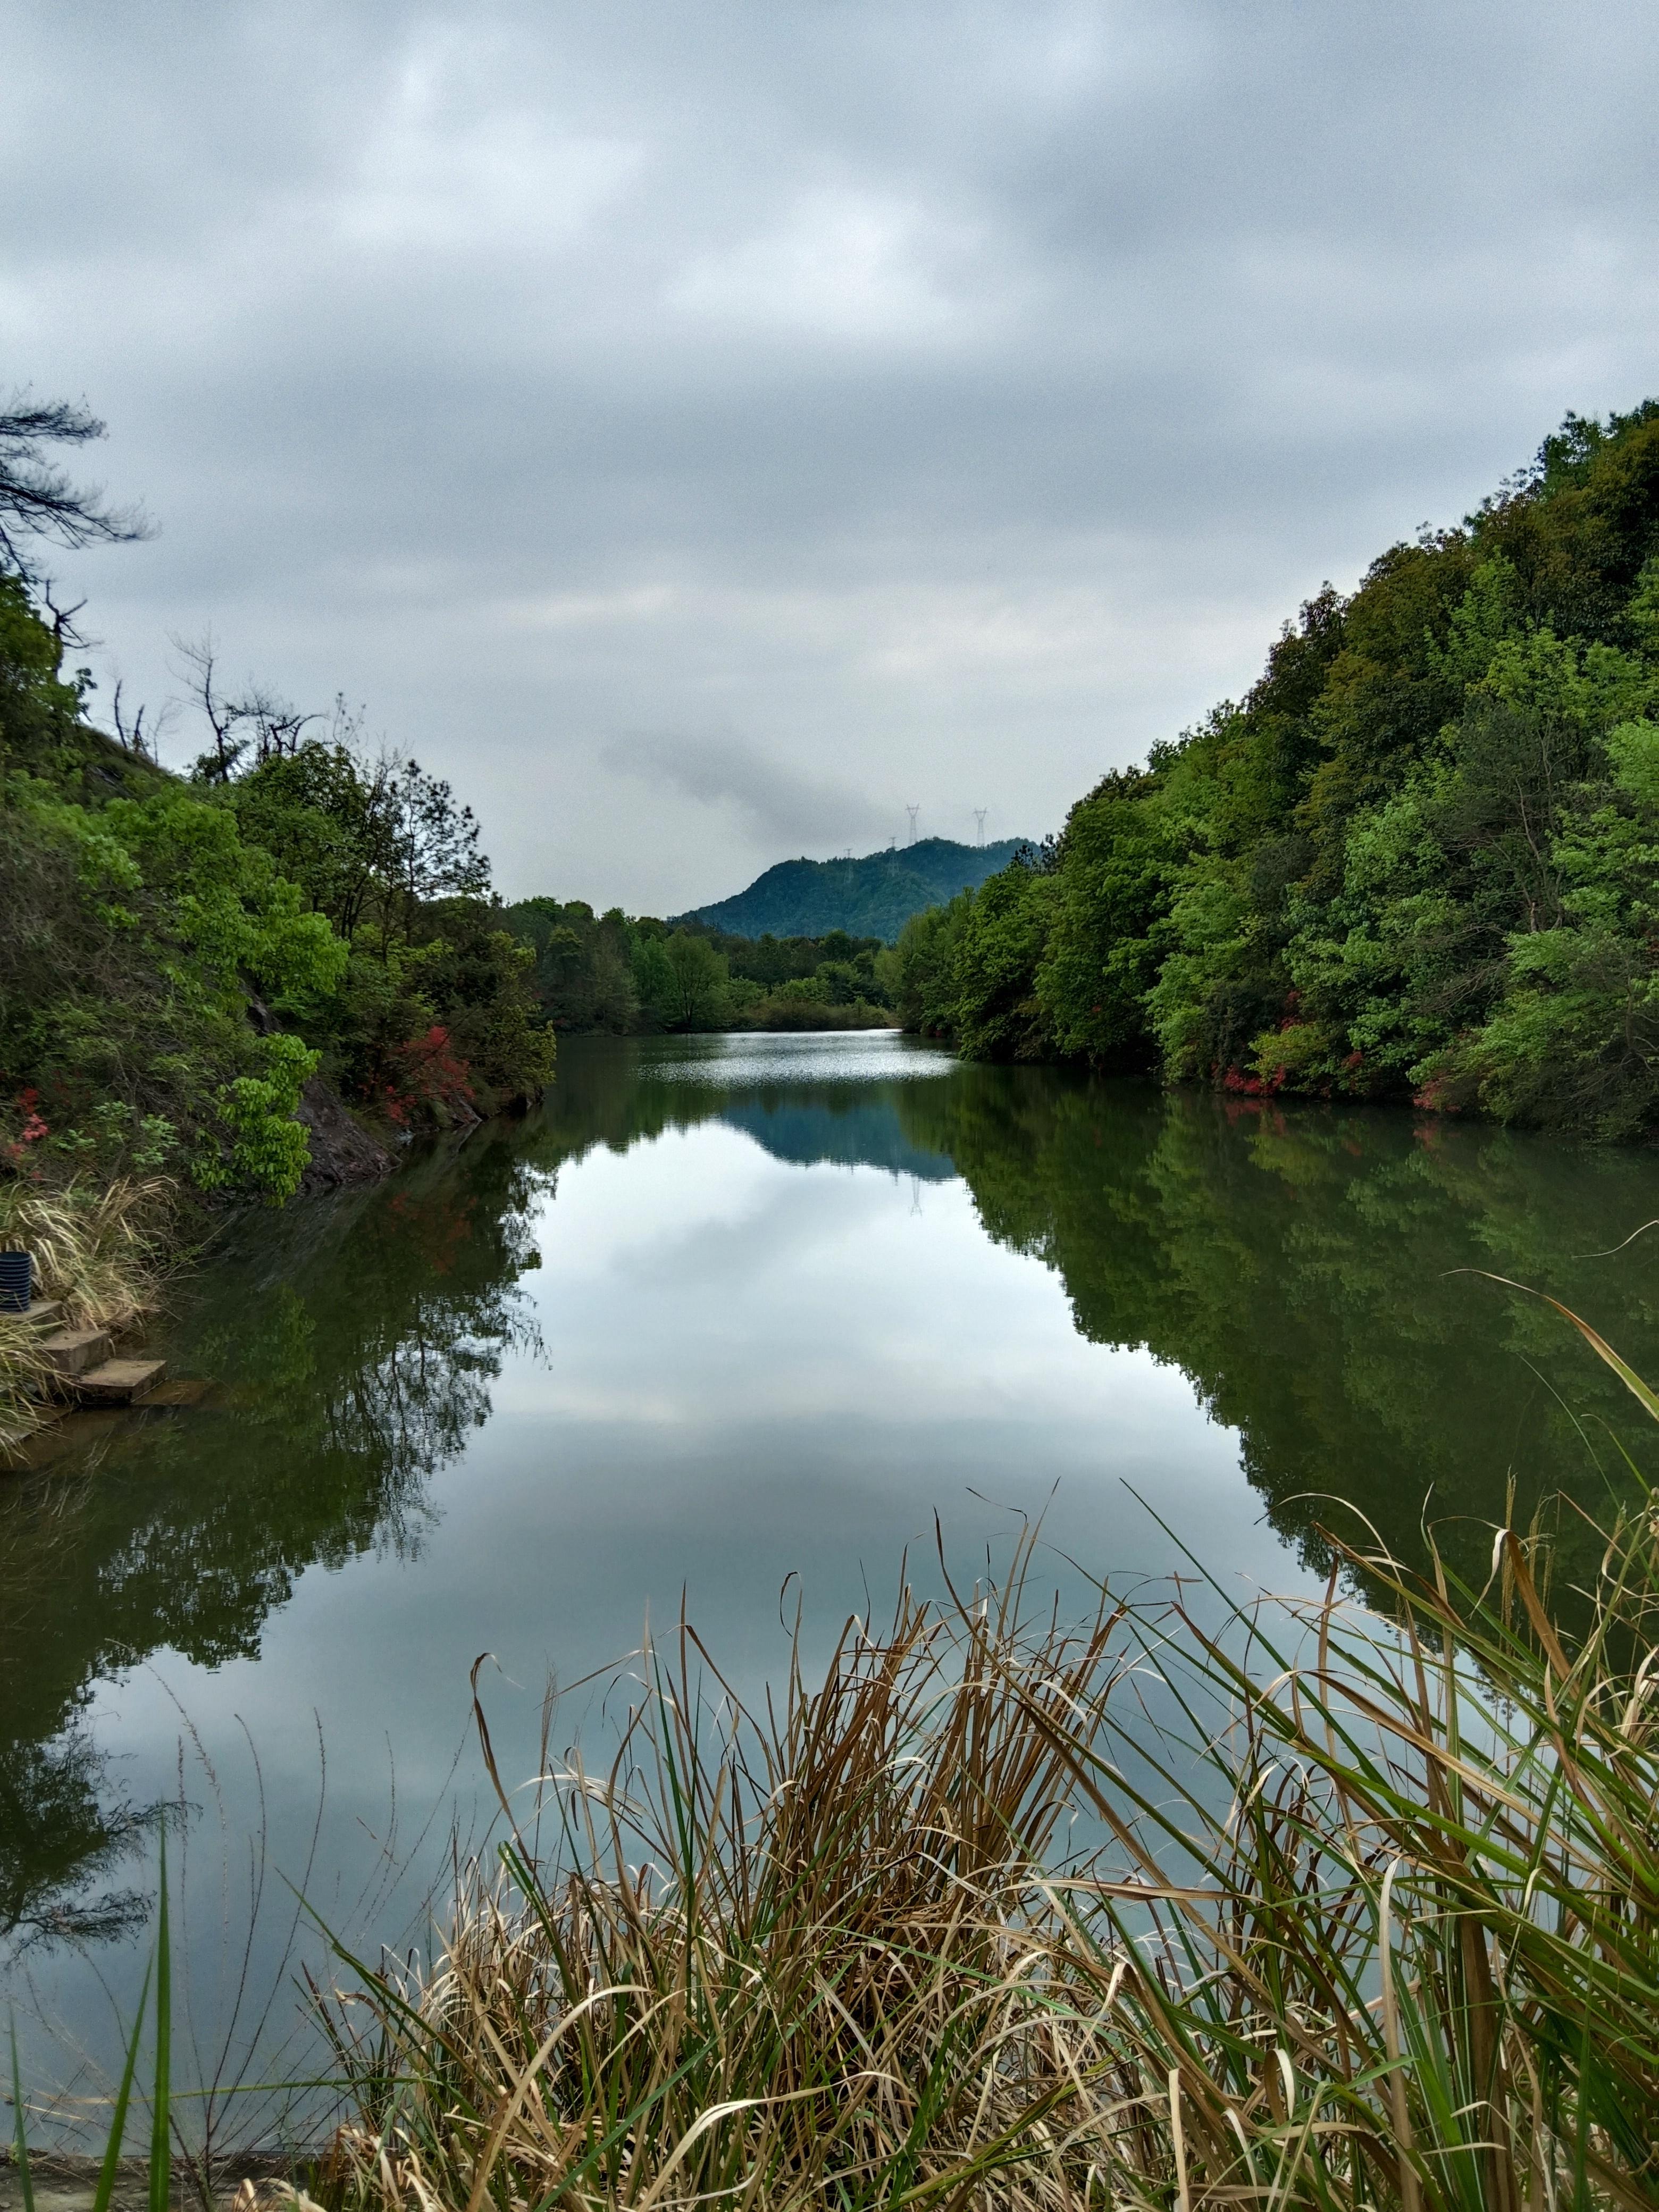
[0, 1174, 173, 1456]
[294, 1481, 1659, 2212]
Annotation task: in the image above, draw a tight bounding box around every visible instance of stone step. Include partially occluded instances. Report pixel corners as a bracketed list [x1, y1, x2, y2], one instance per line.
[1, 1298, 64, 1329]
[141, 1377, 211, 1408]
[39, 1324, 114, 1377]
[74, 1357, 166, 1405]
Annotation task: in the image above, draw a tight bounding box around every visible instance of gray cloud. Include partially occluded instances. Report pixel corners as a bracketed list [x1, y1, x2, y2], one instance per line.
[603, 732, 893, 857]
[4, 1, 1657, 909]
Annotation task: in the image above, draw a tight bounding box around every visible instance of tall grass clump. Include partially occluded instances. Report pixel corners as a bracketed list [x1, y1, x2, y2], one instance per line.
[0, 1316, 57, 1460]
[0, 1174, 173, 1454]
[0, 1173, 173, 1327]
[311, 1537, 1130, 2212]
[302, 1465, 1659, 2210]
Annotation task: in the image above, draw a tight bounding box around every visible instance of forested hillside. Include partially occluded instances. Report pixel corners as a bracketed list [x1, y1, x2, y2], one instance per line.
[894, 402, 1659, 1138]
[678, 836, 1029, 942]
[1, 569, 551, 1203]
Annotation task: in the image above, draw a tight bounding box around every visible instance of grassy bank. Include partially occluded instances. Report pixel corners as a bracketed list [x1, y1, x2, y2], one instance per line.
[302, 1493, 1658, 2201]
[0, 1175, 172, 1457]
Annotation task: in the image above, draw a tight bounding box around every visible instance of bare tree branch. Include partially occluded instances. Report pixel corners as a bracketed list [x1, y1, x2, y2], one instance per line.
[0, 388, 154, 576]
[170, 629, 319, 780]
[170, 629, 241, 778]
[108, 677, 178, 764]
[37, 581, 93, 649]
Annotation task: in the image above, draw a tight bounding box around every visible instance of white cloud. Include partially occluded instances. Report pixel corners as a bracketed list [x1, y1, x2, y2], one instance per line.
[602, 729, 890, 853]
[668, 187, 996, 346]
[339, 117, 643, 257]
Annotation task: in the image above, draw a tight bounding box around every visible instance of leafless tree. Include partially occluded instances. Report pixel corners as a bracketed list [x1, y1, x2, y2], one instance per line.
[108, 677, 177, 764]
[37, 580, 91, 649]
[0, 389, 153, 577]
[170, 629, 318, 780]
[239, 679, 317, 764]
[170, 630, 240, 778]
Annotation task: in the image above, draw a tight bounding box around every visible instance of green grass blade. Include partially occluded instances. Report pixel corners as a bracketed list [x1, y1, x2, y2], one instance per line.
[9, 2013, 35, 2212]
[148, 1829, 170, 2212]
[93, 1956, 153, 2212]
[1453, 1268, 1659, 1422]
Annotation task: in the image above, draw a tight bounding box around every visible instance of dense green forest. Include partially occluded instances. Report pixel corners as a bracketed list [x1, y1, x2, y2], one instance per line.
[18, 389, 1659, 1208]
[677, 835, 1029, 942]
[500, 900, 898, 1033]
[1, 565, 552, 1203]
[893, 402, 1659, 1138]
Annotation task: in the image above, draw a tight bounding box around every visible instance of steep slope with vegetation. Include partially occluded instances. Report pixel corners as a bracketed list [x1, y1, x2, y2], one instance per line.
[895, 402, 1659, 1137]
[678, 836, 1030, 942]
[1, 584, 551, 1205]
[0, 399, 551, 1213]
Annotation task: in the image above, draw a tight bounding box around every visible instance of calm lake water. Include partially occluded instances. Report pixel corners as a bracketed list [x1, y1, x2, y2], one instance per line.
[7, 1029, 1659, 2117]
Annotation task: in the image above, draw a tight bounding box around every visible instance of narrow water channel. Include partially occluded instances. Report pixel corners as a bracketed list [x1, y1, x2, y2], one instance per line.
[6, 1030, 1659, 2120]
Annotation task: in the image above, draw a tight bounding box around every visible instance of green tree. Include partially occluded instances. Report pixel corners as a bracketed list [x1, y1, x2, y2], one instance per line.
[890, 894, 973, 1035]
[661, 931, 732, 1029]
[503, 898, 639, 1032]
[950, 861, 1058, 1060]
[1034, 769, 1172, 1067]
[893, 399, 1659, 1138]
[1, 546, 551, 1186]
[1, 770, 346, 1197]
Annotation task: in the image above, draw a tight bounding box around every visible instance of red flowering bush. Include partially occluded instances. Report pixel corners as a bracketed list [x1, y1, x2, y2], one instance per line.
[2, 1088, 50, 1172]
[380, 1025, 475, 1129]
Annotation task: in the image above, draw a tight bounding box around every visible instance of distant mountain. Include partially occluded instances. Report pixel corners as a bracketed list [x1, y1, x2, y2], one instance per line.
[677, 837, 1032, 944]
[718, 1098, 957, 1182]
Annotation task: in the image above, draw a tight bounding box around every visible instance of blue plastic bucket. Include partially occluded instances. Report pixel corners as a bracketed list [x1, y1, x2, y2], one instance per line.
[0, 1250, 30, 1313]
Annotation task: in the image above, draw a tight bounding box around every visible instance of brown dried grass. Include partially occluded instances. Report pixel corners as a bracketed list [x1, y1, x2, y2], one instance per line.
[296, 1492, 1659, 2211]
[0, 1173, 173, 1456]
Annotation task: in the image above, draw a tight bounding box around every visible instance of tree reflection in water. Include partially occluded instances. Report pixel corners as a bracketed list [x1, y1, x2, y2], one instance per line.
[534, 1037, 1659, 1605]
[9, 1038, 1659, 1956]
[0, 1129, 548, 1955]
[893, 1068, 1659, 1602]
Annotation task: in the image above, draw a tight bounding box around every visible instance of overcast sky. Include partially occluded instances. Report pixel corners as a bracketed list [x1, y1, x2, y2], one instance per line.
[4, 1, 1657, 910]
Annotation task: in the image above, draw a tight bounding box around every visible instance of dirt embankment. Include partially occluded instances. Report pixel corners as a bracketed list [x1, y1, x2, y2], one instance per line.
[291, 1077, 393, 1196]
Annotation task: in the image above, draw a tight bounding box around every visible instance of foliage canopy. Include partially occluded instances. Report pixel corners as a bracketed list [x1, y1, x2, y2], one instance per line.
[0, 573, 551, 1202]
[895, 400, 1659, 1137]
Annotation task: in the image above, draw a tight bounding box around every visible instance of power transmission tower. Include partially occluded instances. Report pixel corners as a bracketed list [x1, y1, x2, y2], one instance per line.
[906, 804, 920, 843]
[973, 809, 987, 847]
